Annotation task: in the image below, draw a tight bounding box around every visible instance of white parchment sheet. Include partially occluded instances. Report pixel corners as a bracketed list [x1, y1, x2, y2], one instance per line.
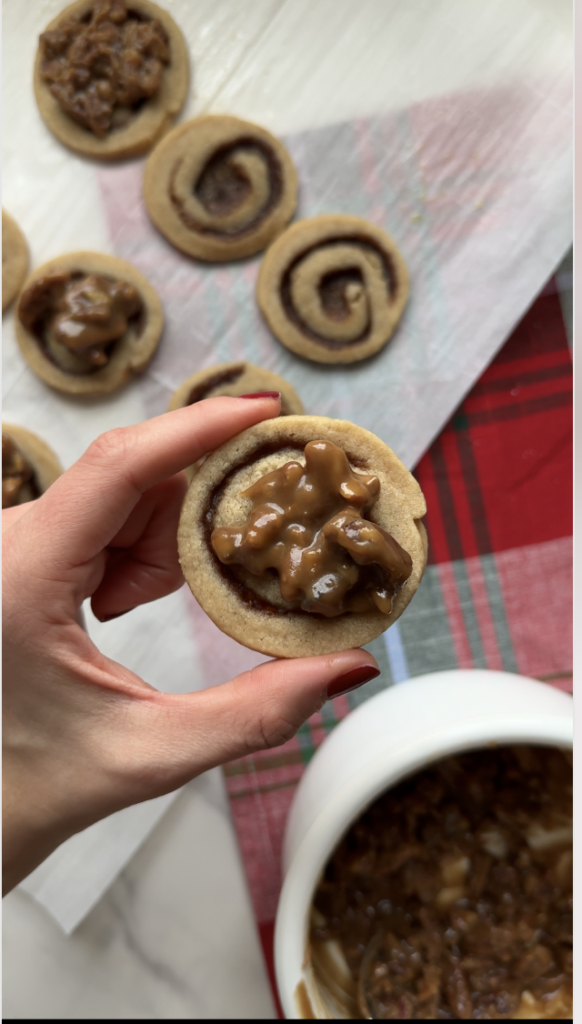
[2, 0, 572, 931]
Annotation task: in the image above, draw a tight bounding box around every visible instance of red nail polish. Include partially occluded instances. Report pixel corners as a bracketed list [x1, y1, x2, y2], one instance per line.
[100, 609, 130, 622]
[326, 664, 381, 699]
[239, 391, 281, 400]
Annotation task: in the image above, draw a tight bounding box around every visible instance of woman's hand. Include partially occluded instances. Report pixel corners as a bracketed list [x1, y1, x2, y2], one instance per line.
[2, 395, 379, 894]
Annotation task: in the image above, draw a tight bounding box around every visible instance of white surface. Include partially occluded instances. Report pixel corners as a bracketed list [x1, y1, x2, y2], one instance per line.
[1, 0, 573, 1017]
[3, 769, 276, 1020]
[274, 671, 574, 1019]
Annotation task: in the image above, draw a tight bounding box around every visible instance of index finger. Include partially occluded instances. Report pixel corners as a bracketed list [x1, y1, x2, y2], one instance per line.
[26, 394, 281, 570]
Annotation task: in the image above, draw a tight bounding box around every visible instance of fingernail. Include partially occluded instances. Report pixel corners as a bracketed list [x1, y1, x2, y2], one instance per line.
[99, 609, 130, 623]
[239, 391, 281, 400]
[326, 664, 381, 700]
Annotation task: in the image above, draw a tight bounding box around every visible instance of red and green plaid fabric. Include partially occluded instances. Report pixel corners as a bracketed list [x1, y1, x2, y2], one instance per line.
[222, 257, 573, 1012]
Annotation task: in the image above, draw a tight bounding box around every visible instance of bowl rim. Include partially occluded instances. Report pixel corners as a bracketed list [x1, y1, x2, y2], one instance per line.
[274, 670, 573, 1019]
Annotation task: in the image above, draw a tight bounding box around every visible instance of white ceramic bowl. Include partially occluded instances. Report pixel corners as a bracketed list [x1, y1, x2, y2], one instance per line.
[274, 669, 573, 1019]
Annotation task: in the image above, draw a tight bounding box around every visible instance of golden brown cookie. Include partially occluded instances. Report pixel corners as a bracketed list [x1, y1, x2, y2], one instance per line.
[178, 416, 427, 658]
[2, 210, 29, 312]
[257, 215, 409, 364]
[143, 115, 298, 261]
[168, 362, 304, 414]
[2, 423, 63, 508]
[34, 0, 189, 160]
[15, 252, 163, 396]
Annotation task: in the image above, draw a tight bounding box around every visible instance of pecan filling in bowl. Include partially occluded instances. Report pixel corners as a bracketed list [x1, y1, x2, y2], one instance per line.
[310, 745, 573, 1020]
[38, 0, 170, 138]
[2, 435, 39, 508]
[18, 270, 143, 374]
[211, 440, 412, 618]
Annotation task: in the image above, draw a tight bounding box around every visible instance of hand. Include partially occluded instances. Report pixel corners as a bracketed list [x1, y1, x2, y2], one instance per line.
[2, 395, 379, 894]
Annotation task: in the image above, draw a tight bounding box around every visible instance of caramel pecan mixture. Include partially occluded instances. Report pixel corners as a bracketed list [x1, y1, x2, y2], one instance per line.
[2, 436, 38, 509]
[19, 270, 142, 372]
[313, 746, 572, 1019]
[39, 0, 170, 138]
[211, 440, 412, 617]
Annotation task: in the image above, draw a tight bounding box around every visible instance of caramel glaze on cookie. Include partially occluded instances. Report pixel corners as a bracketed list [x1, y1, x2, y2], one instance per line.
[178, 416, 427, 658]
[34, 0, 189, 159]
[257, 215, 409, 364]
[143, 115, 298, 261]
[15, 252, 163, 396]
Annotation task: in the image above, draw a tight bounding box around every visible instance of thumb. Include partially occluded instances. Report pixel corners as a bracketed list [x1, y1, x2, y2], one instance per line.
[137, 650, 380, 790]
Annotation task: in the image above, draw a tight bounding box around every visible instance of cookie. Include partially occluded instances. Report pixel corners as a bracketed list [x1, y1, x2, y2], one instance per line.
[178, 416, 427, 658]
[256, 215, 409, 364]
[15, 252, 163, 396]
[34, 0, 189, 160]
[168, 362, 304, 414]
[143, 115, 298, 261]
[2, 211, 29, 312]
[2, 423, 63, 508]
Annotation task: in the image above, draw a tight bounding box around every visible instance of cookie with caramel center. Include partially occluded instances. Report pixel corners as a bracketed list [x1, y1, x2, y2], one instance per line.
[143, 115, 298, 261]
[34, 0, 189, 160]
[2, 423, 63, 509]
[178, 416, 427, 658]
[15, 252, 163, 396]
[257, 215, 409, 364]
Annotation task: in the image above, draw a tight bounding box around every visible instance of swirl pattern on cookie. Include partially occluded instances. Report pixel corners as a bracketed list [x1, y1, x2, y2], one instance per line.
[143, 116, 298, 261]
[257, 215, 409, 364]
[168, 361, 304, 414]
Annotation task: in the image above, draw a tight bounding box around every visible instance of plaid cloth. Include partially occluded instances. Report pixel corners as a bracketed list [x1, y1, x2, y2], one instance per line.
[223, 256, 573, 1014]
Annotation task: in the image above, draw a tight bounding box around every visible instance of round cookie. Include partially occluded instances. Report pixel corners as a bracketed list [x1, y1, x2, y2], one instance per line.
[34, 0, 189, 160]
[168, 362, 304, 414]
[2, 211, 29, 312]
[169, 362, 304, 482]
[178, 416, 427, 658]
[15, 252, 163, 396]
[2, 423, 63, 507]
[257, 215, 409, 364]
[143, 115, 298, 261]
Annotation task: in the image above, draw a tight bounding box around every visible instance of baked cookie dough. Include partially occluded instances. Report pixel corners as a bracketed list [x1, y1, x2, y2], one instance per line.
[169, 362, 304, 481]
[143, 115, 298, 261]
[168, 361, 304, 414]
[178, 416, 427, 658]
[2, 423, 63, 508]
[15, 251, 163, 396]
[34, 0, 189, 160]
[257, 215, 409, 364]
[2, 211, 29, 312]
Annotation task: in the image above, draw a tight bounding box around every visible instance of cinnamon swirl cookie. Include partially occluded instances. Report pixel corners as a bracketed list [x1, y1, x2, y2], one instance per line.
[34, 0, 189, 160]
[15, 252, 163, 396]
[169, 362, 304, 481]
[178, 416, 427, 658]
[257, 215, 409, 364]
[143, 115, 298, 261]
[168, 362, 303, 414]
[2, 211, 29, 312]
[2, 424, 63, 509]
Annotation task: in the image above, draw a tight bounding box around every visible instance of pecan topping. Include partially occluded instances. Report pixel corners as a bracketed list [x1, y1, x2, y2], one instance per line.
[211, 439, 412, 617]
[39, 0, 170, 138]
[2, 435, 38, 509]
[18, 270, 142, 373]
